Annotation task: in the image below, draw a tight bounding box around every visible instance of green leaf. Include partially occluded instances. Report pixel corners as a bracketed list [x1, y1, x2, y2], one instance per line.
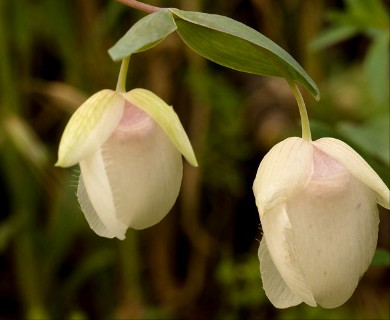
[309, 25, 358, 51]
[364, 32, 389, 106]
[170, 8, 319, 100]
[108, 10, 177, 60]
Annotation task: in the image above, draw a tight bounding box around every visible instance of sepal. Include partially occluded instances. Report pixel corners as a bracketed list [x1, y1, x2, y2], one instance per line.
[56, 90, 124, 167]
[123, 89, 198, 167]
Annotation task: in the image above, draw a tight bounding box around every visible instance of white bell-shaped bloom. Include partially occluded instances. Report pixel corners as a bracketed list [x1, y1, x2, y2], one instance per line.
[56, 89, 197, 240]
[253, 137, 389, 308]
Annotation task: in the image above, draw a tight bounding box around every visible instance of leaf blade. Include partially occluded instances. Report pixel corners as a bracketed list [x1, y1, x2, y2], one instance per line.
[108, 10, 177, 61]
[170, 9, 320, 99]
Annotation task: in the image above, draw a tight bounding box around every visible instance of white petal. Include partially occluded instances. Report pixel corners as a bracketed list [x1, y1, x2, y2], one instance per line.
[287, 165, 379, 308]
[122, 89, 198, 167]
[102, 102, 183, 230]
[258, 238, 303, 308]
[261, 204, 317, 307]
[56, 90, 124, 167]
[314, 138, 390, 209]
[79, 149, 127, 240]
[253, 137, 313, 217]
[77, 175, 118, 238]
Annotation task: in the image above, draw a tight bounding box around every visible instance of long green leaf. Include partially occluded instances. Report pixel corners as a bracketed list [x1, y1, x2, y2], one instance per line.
[170, 9, 320, 99]
[108, 10, 177, 60]
[364, 32, 389, 107]
[309, 25, 358, 51]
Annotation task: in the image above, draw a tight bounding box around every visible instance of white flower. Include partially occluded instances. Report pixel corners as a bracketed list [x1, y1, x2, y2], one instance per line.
[56, 88, 197, 240]
[253, 136, 389, 309]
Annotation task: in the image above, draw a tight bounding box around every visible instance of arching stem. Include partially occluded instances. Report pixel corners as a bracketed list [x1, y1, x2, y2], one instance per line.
[289, 80, 312, 141]
[116, 57, 130, 93]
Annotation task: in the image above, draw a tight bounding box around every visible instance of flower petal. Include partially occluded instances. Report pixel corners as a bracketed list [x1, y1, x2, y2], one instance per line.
[122, 89, 198, 167]
[102, 102, 183, 229]
[78, 175, 120, 239]
[253, 137, 313, 217]
[287, 169, 379, 308]
[79, 149, 127, 240]
[261, 204, 317, 307]
[314, 138, 390, 209]
[56, 90, 124, 167]
[258, 237, 303, 308]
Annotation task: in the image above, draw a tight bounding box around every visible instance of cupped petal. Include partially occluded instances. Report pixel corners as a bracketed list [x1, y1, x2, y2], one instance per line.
[102, 101, 183, 230]
[314, 138, 390, 209]
[287, 167, 379, 308]
[56, 90, 125, 167]
[258, 238, 303, 308]
[78, 149, 127, 240]
[253, 137, 313, 217]
[122, 89, 198, 167]
[261, 204, 317, 307]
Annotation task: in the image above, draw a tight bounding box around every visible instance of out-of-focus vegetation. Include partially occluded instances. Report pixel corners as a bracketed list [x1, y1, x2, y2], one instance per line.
[0, 0, 388, 319]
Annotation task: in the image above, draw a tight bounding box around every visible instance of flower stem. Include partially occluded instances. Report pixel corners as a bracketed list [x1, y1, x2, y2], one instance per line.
[116, 57, 130, 93]
[115, 0, 163, 13]
[289, 80, 312, 141]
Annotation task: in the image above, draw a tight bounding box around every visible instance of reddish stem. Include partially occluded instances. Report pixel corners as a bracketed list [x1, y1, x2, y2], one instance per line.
[115, 0, 162, 13]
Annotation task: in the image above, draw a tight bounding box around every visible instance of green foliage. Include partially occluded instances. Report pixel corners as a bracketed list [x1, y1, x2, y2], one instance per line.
[216, 254, 266, 318]
[171, 9, 319, 99]
[372, 248, 390, 267]
[338, 116, 389, 165]
[108, 10, 177, 59]
[186, 68, 250, 195]
[310, 0, 389, 107]
[109, 8, 320, 99]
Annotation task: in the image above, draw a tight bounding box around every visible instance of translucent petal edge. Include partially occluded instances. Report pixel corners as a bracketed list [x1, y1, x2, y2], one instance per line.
[79, 150, 127, 240]
[78, 174, 119, 239]
[258, 238, 304, 308]
[261, 204, 317, 307]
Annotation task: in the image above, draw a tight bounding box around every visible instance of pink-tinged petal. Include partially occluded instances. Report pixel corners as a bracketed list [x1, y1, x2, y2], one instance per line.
[78, 149, 127, 240]
[258, 238, 303, 308]
[286, 147, 379, 308]
[122, 89, 198, 167]
[56, 90, 124, 167]
[102, 101, 183, 229]
[253, 137, 313, 217]
[261, 204, 317, 307]
[314, 138, 390, 209]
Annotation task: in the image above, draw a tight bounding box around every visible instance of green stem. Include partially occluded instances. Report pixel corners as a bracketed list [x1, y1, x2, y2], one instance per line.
[289, 80, 312, 141]
[116, 57, 130, 93]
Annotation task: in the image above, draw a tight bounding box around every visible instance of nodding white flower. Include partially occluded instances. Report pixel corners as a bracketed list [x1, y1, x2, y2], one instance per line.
[253, 136, 389, 308]
[56, 88, 197, 240]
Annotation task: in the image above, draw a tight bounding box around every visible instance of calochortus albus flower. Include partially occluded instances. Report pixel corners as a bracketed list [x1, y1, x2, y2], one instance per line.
[56, 59, 197, 240]
[253, 82, 390, 308]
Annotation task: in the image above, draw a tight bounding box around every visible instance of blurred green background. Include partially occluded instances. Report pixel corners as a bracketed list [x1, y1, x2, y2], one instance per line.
[0, 0, 389, 319]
